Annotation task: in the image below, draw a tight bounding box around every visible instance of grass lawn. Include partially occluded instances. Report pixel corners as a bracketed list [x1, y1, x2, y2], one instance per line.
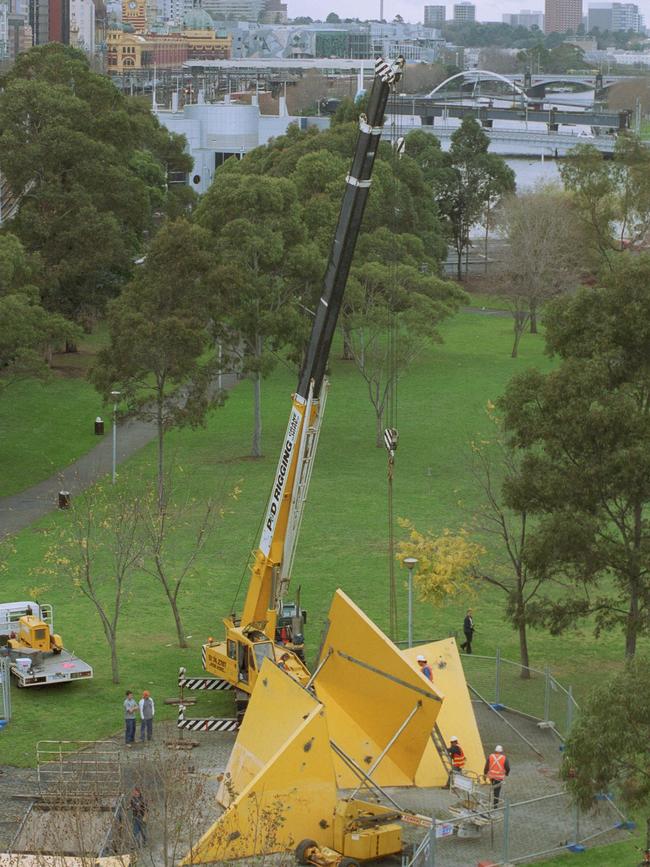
[0, 311, 645, 860]
[0, 329, 109, 497]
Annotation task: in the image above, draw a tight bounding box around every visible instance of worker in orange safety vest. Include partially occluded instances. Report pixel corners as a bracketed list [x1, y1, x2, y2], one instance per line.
[484, 744, 510, 806]
[448, 736, 466, 770]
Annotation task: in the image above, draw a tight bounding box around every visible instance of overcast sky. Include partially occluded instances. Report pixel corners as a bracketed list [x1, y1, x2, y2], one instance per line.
[289, 0, 650, 27]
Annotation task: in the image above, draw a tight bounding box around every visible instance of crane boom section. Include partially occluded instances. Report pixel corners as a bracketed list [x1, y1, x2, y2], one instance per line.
[240, 57, 404, 636]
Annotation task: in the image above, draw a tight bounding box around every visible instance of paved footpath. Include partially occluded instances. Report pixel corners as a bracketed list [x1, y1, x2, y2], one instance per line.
[0, 307, 507, 540]
[0, 372, 239, 541]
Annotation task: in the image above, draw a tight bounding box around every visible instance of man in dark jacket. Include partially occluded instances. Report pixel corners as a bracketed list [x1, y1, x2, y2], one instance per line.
[460, 608, 474, 653]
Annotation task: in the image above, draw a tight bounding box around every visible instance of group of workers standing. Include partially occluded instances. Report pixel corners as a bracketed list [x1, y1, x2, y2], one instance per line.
[416, 608, 511, 809]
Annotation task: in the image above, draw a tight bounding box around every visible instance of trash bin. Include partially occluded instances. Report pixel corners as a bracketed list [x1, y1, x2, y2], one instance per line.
[58, 491, 71, 509]
[94, 416, 104, 435]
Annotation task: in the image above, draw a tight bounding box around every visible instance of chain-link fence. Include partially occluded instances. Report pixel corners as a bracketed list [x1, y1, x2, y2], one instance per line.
[461, 651, 579, 740]
[408, 791, 629, 867]
[398, 646, 633, 866]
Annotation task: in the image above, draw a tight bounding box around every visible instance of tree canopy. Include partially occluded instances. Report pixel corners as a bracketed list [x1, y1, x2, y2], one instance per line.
[0, 44, 192, 321]
[499, 254, 650, 657]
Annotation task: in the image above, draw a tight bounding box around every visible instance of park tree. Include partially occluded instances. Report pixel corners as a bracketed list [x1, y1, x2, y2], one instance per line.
[195, 171, 321, 458]
[0, 234, 80, 387]
[0, 44, 191, 321]
[560, 135, 650, 262]
[344, 254, 465, 446]
[139, 477, 241, 648]
[561, 659, 650, 850]
[40, 483, 144, 683]
[410, 118, 515, 279]
[499, 254, 650, 658]
[496, 184, 590, 356]
[91, 219, 223, 510]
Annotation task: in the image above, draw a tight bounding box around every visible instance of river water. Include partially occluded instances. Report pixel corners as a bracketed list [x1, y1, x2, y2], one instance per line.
[506, 156, 562, 189]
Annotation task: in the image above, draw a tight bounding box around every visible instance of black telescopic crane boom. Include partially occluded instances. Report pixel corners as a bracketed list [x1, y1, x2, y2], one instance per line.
[296, 56, 404, 401]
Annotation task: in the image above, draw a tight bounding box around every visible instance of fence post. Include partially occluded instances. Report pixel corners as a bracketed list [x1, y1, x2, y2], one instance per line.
[0, 657, 10, 723]
[543, 665, 551, 723]
[502, 798, 510, 864]
[425, 821, 436, 867]
[495, 647, 501, 705]
[566, 684, 574, 735]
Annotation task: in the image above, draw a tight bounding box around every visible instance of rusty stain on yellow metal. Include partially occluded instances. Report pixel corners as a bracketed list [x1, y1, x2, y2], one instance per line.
[403, 640, 486, 786]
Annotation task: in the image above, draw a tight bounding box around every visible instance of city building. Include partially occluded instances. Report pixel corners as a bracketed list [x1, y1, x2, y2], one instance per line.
[155, 96, 328, 194]
[369, 21, 443, 60]
[453, 2, 475, 22]
[70, 0, 94, 50]
[587, 2, 642, 32]
[202, 0, 264, 19]
[48, 0, 69, 42]
[544, 0, 582, 32]
[0, 2, 8, 57]
[502, 9, 544, 28]
[424, 4, 445, 26]
[121, 0, 146, 31]
[107, 25, 230, 70]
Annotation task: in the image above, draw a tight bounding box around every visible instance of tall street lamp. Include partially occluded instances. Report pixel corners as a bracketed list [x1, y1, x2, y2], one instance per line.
[111, 390, 121, 484]
[403, 556, 418, 648]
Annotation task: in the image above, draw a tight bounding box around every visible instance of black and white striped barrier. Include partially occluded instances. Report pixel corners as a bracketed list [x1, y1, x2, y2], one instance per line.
[178, 666, 232, 691]
[177, 704, 238, 733]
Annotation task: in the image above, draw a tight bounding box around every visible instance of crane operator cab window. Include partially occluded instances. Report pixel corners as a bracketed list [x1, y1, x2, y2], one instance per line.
[237, 643, 248, 684]
[253, 642, 274, 671]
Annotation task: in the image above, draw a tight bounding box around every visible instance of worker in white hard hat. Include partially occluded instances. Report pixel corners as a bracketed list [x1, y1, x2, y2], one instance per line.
[448, 735, 466, 770]
[484, 744, 510, 807]
[416, 653, 433, 682]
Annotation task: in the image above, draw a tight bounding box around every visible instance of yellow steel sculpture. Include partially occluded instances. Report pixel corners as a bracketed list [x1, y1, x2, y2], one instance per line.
[403, 640, 485, 786]
[311, 590, 443, 789]
[184, 660, 339, 863]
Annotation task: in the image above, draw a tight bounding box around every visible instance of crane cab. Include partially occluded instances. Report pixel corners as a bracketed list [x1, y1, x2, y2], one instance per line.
[203, 620, 310, 697]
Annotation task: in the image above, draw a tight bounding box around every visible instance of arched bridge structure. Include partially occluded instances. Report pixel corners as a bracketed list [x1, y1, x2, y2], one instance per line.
[427, 69, 531, 102]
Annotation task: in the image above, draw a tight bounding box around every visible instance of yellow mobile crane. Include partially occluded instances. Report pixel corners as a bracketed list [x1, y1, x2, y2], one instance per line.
[179, 57, 405, 725]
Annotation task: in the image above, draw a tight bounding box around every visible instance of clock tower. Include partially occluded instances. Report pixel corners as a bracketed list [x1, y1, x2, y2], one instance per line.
[122, 0, 147, 31]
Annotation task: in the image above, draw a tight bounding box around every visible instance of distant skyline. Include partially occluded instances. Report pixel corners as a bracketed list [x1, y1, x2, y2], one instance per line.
[290, 0, 650, 27]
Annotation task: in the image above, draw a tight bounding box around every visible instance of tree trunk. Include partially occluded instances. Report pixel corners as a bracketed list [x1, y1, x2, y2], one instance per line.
[168, 590, 187, 649]
[252, 368, 262, 458]
[511, 324, 524, 358]
[625, 577, 639, 658]
[376, 411, 383, 448]
[342, 326, 354, 361]
[512, 583, 531, 678]
[457, 248, 463, 281]
[529, 301, 538, 334]
[157, 394, 165, 513]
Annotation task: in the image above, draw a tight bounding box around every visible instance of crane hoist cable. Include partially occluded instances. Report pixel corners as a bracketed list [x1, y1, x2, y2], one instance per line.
[385, 77, 405, 641]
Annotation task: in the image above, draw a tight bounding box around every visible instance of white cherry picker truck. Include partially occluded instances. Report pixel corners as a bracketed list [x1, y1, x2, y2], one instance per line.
[177, 56, 405, 730]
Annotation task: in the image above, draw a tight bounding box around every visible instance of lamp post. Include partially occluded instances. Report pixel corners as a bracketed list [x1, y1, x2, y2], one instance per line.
[110, 390, 121, 484]
[403, 557, 418, 648]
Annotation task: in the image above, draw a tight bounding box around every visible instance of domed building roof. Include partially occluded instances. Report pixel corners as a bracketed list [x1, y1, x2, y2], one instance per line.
[182, 7, 213, 28]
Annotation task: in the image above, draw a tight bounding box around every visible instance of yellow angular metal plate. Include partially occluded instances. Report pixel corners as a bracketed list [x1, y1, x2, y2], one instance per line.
[403, 639, 486, 786]
[183, 660, 338, 864]
[312, 590, 443, 788]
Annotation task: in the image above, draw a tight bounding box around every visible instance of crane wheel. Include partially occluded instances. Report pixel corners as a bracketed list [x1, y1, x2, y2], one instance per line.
[340, 859, 361, 867]
[295, 839, 318, 864]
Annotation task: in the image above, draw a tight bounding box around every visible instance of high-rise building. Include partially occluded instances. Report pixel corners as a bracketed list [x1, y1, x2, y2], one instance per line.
[544, 0, 581, 32]
[424, 4, 445, 26]
[69, 0, 93, 50]
[587, 2, 642, 32]
[453, 1, 475, 21]
[502, 9, 544, 27]
[48, 0, 70, 42]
